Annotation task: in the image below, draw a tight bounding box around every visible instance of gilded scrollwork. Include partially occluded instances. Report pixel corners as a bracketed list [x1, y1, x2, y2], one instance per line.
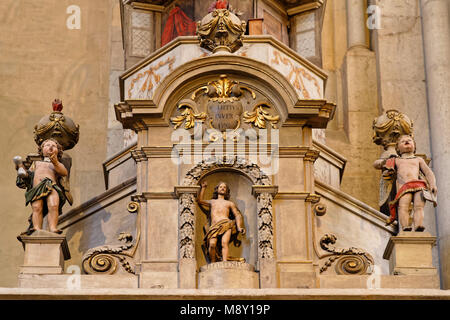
[170, 101, 207, 130]
[81, 232, 135, 275]
[318, 234, 374, 275]
[243, 103, 280, 129]
[191, 75, 256, 103]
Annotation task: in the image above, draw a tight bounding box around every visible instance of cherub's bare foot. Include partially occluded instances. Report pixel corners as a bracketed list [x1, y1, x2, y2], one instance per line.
[402, 226, 412, 232]
[415, 226, 425, 232]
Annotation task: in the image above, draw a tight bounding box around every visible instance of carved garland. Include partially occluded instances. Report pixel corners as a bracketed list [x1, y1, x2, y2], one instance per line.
[256, 192, 275, 259]
[178, 156, 274, 260]
[182, 156, 271, 187]
[179, 193, 196, 259]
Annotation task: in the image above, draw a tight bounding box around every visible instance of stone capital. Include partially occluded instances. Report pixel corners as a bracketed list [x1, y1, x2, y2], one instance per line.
[251, 185, 278, 197]
[174, 185, 201, 198]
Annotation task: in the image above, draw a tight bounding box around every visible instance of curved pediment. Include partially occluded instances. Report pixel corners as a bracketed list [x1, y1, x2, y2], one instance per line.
[116, 35, 334, 130]
[120, 35, 327, 102]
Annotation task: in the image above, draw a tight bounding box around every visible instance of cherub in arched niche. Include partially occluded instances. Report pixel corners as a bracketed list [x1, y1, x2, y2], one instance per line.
[197, 181, 246, 263]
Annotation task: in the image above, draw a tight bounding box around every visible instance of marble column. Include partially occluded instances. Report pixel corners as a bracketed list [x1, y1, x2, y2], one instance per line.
[346, 0, 367, 49]
[420, 0, 450, 289]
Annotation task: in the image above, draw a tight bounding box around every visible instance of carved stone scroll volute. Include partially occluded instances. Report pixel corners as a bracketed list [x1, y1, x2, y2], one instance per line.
[317, 234, 374, 275]
[82, 202, 141, 275]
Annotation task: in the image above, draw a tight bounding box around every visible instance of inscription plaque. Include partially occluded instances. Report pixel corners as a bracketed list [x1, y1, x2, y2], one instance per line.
[207, 101, 243, 131]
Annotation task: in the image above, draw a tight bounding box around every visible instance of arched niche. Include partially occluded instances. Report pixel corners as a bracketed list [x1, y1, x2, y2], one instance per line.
[176, 157, 277, 271]
[195, 170, 256, 269]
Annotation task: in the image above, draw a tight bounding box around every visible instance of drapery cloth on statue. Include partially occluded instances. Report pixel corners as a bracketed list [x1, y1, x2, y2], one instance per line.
[24, 177, 66, 215]
[17, 175, 67, 237]
[203, 218, 242, 262]
[161, 7, 196, 47]
[383, 157, 435, 225]
[387, 180, 427, 225]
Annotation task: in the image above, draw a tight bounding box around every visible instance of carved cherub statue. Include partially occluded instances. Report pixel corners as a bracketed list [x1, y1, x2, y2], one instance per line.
[14, 139, 69, 234]
[373, 135, 437, 231]
[197, 181, 246, 263]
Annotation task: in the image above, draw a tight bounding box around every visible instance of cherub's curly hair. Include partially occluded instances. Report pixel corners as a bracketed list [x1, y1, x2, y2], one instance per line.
[212, 182, 230, 200]
[38, 138, 63, 160]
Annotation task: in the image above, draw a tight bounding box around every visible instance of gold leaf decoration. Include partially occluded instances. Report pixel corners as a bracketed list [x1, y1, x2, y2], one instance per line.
[243, 103, 280, 129]
[170, 104, 207, 130]
[208, 75, 239, 102]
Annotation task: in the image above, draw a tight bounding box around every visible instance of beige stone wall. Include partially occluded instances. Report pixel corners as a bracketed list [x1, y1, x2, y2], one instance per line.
[369, 0, 438, 240]
[321, 0, 440, 280]
[321, 0, 380, 209]
[0, 0, 114, 286]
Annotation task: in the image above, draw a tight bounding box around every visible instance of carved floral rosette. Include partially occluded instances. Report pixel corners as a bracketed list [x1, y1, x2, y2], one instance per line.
[178, 156, 275, 263]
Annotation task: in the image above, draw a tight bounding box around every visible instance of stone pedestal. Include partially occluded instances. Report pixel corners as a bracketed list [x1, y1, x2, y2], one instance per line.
[383, 232, 437, 276]
[198, 261, 259, 289]
[18, 230, 71, 275]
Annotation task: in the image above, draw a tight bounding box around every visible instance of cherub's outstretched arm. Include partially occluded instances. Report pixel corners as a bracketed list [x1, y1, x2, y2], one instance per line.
[197, 181, 211, 214]
[373, 158, 386, 170]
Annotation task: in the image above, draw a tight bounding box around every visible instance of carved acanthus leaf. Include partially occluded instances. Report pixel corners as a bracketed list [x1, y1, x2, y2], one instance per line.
[170, 103, 207, 130]
[243, 103, 280, 129]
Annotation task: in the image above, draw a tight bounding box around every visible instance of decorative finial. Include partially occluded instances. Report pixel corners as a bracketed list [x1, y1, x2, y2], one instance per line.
[52, 99, 63, 112]
[34, 99, 80, 150]
[197, 7, 246, 53]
